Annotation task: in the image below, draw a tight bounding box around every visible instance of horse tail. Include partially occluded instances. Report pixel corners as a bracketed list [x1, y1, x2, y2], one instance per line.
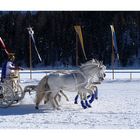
[35, 75, 50, 109]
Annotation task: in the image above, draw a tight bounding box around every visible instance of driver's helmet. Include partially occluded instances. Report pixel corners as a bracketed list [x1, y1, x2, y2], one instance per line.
[8, 53, 15, 61]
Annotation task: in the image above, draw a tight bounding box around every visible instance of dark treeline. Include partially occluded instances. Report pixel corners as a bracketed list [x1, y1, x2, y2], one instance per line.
[0, 11, 140, 68]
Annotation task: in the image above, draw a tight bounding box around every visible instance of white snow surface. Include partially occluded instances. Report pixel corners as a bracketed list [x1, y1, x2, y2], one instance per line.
[1, 70, 140, 129]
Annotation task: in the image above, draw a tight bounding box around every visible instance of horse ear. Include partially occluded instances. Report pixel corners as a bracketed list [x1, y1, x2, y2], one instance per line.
[99, 61, 103, 65]
[98, 63, 101, 67]
[99, 61, 103, 67]
[92, 59, 95, 63]
[94, 59, 98, 63]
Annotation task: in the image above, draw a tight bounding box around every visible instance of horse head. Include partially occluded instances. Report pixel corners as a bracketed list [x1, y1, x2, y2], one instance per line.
[97, 61, 106, 82]
[88, 58, 106, 82]
[79, 58, 106, 82]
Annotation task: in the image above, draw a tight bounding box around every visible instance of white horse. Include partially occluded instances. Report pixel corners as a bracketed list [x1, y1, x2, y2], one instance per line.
[35, 59, 106, 109]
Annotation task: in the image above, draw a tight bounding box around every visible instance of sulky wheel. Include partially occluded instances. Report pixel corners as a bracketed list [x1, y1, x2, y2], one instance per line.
[13, 83, 25, 102]
[0, 83, 15, 108]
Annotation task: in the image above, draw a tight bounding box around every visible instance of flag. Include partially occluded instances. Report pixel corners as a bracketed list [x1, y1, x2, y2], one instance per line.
[74, 25, 87, 60]
[110, 25, 119, 60]
[27, 27, 42, 62]
[0, 37, 10, 55]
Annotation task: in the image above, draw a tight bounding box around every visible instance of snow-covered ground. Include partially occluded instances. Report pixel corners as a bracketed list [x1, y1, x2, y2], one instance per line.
[1, 70, 140, 140]
[1, 70, 140, 129]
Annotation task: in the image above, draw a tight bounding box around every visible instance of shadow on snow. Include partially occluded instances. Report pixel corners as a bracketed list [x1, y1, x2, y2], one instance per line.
[0, 104, 46, 116]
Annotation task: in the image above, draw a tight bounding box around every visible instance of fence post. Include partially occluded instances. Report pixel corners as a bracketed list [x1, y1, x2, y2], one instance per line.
[130, 72, 132, 80]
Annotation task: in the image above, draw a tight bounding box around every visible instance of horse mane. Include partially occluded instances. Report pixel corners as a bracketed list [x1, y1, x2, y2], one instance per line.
[79, 58, 106, 78]
[80, 58, 100, 68]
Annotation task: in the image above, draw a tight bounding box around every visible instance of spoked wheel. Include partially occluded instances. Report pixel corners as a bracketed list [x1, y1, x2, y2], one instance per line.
[0, 83, 15, 108]
[13, 83, 25, 102]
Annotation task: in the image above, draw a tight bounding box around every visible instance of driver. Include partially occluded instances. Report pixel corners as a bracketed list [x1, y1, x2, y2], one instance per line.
[1, 53, 19, 82]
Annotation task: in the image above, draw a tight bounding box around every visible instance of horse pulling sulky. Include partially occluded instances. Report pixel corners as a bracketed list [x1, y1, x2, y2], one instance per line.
[35, 59, 106, 110]
[0, 58, 106, 109]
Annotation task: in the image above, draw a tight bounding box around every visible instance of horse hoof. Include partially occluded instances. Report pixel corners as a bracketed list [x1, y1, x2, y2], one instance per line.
[14, 100, 19, 103]
[0, 94, 4, 99]
[44, 100, 47, 104]
[57, 107, 61, 110]
[83, 106, 87, 109]
[54, 107, 61, 110]
[85, 101, 92, 108]
[35, 106, 39, 110]
[74, 101, 78, 104]
[89, 99, 94, 104]
[95, 97, 98, 100]
[86, 104, 92, 108]
[87, 95, 90, 99]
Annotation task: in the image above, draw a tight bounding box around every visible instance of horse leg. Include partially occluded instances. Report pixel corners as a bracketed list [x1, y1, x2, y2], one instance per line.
[74, 94, 79, 104]
[88, 94, 95, 104]
[52, 90, 69, 107]
[44, 92, 51, 104]
[75, 90, 82, 104]
[49, 92, 60, 110]
[94, 86, 98, 100]
[35, 91, 45, 109]
[59, 90, 69, 101]
[80, 100, 87, 109]
[85, 100, 92, 108]
[35, 75, 50, 109]
[56, 93, 61, 102]
[83, 91, 92, 108]
[79, 92, 87, 109]
[54, 94, 60, 107]
[86, 88, 95, 104]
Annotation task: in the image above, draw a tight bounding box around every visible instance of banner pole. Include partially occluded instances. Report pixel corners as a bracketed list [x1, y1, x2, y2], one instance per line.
[0, 37, 9, 55]
[29, 34, 32, 80]
[76, 34, 78, 66]
[112, 38, 115, 80]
